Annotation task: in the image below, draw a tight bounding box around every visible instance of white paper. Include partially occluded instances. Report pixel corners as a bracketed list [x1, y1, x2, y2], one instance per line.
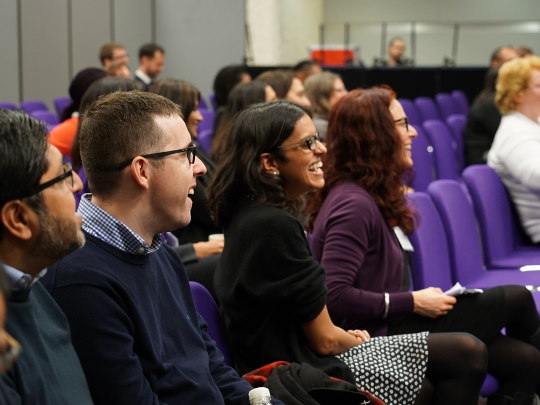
[444, 282, 483, 296]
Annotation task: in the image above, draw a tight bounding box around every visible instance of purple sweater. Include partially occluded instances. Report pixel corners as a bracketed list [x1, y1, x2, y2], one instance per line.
[311, 181, 414, 336]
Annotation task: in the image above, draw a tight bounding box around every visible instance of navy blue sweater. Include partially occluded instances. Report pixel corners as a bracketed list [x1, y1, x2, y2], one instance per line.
[42, 233, 253, 405]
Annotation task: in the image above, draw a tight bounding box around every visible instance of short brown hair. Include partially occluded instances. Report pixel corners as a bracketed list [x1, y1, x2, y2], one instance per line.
[99, 42, 125, 65]
[496, 56, 540, 114]
[79, 91, 182, 197]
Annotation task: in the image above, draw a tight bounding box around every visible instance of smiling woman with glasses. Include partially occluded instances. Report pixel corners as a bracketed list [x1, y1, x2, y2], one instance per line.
[206, 100, 460, 405]
[308, 85, 540, 404]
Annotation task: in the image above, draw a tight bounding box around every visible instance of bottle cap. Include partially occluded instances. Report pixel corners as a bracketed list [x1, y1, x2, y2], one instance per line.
[249, 387, 271, 402]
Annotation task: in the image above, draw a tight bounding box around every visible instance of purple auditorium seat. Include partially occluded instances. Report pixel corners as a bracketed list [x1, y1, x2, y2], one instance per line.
[451, 90, 470, 115]
[446, 114, 466, 169]
[0, 102, 18, 110]
[208, 92, 217, 111]
[435, 93, 459, 120]
[20, 100, 49, 114]
[31, 109, 59, 127]
[198, 108, 215, 135]
[198, 96, 208, 110]
[414, 97, 442, 122]
[408, 191, 500, 396]
[462, 165, 540, 269]
[398, 98, 421, 126]
[189, 281, 233, 366]
[410, 126, 435, 192]
[427, 180, 540, 290]
[197, 129, 213, 156]
[53, 96, 72, 120]
[422, 120, 461, 179]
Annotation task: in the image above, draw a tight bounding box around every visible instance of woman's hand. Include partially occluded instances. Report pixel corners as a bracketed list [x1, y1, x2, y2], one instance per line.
[347, 329, 370, 343]
[193, 239, 225, 258]
[411, 287, 457, 318]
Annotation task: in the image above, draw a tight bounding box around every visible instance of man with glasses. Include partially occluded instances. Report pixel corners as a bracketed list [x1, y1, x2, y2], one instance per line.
[0, 109, 92, 403]
[42, 91, 264, 404]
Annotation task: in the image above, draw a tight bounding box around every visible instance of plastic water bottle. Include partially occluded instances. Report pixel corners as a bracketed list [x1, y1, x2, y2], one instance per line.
[249, 387, 272, 405]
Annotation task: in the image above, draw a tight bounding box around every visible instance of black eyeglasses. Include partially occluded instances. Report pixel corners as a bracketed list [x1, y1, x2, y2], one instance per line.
[31, 162, 74, 196]
[394, 117, 409, 132]
[113, 145, 197, 170]
[278, 133, 321, 151]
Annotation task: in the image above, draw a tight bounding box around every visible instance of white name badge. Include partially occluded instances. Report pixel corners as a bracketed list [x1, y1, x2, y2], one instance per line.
[393, 226, 414, 252]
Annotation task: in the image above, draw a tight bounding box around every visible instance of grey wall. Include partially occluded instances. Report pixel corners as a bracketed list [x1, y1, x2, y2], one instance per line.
[322, 0, 540, 66]
[0, 0, 245, 107]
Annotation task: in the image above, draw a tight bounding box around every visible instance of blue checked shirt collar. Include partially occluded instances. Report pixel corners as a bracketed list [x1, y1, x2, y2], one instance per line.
[78, 194, 164, 255]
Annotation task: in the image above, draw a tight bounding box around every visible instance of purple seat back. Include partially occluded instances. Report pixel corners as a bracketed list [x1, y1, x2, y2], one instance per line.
[462, 165, 540, 267]
[428, 180, 486, 284]
[198, 96, 208, 110]
[446, 114, 466, 169]
[189, 281, 233, 366]
[410, 127, 435, 192]
[398, 98, 421, 126]
[208, 92, 217, 111]
[408, 192, 454, 290]
[53, 96, 72, 120]
[198, 109, 215, 134]
[0, 102, 17, 110]
[414, 97, 442, 122]
[435, 93, 459, 120]
[31, 109, 60, 127]
[422, 119, 460, 179]
[20, 100, 49, 114]
[197, 129, 213, 156]
[451, 90, 469, 115]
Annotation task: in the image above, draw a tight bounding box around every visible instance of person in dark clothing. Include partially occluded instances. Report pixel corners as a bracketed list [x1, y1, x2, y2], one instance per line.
[208, 100, 488, 405]
[0, 109, 92, 404]
[41, 91, 271, 404]
[463, 67, 502, 166]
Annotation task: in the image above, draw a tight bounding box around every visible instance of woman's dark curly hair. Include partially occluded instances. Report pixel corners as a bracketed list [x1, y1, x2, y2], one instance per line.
[308, 86, 416, 234]
[208, 100, 310, 228]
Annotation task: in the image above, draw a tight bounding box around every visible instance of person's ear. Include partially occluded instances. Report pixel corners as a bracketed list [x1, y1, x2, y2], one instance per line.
[259, 153, 280, 176]
[0, 201, 37, 241]
[129, 157, 151, 190]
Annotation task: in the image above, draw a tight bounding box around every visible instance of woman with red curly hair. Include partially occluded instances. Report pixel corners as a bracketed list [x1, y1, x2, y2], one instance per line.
[309, 86, 540, 405]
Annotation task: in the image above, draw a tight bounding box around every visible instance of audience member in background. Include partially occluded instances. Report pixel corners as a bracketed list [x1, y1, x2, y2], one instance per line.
[212, 65, 252, 132]
[490, 46, 519, 68]
[257, 69, 311, 108]
[134, 43, 166, 91]
[208, 100, 488, 405]
[42, 91, 260, 404]
[463, 67, 501, 165]
[488, 56, 540, 245]
[48, 67, 106, 155]
[99, 42, 129, 71]
[516, 46, 534, 58]
[383, 37, 407, 67]
[293, 59, 322, 83]
[0, 109, 92, 404]
[308, 86, 540, 405]
[104, 60, 132, 79]
[212, 80, 276, 161]
[150, 78, 224, 295]
[70, 77, 142, 172]
[304, 71, 347, 141]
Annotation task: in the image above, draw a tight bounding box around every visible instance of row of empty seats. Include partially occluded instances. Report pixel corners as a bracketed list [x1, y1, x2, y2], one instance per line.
[403, 92, 471, 192]
[0, 97, 72, 130]
[409, 165, 540, 303]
